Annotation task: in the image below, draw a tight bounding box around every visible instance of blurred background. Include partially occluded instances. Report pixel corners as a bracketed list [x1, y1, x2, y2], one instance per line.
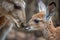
[0, 0, 60, 40]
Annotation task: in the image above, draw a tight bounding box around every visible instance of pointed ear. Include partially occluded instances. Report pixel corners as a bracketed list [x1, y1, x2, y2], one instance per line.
[46, 8, 54, 21]
[38, 0, 47, 20]
[38, 0, 46, 15]
[31, 0, 47, 19]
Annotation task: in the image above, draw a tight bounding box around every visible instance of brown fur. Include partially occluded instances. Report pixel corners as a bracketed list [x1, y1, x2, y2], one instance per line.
[0, 16, 8, 29]
[26, 12, 60, 40]
[32, 12, 45, 18]
[0, 0, 26, 40]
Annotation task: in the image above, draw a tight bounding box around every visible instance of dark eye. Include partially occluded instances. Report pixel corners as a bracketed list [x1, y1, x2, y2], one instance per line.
[34, 19, 40, 23]
[14, 4, 21, 9]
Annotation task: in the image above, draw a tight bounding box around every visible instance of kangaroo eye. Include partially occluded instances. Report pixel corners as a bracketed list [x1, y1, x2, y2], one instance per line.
[34, 19, 40, 23]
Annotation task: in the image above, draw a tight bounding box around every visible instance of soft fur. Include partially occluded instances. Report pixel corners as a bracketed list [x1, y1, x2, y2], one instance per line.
[0, 0, 26, 40]
[26, 11, 60, 40]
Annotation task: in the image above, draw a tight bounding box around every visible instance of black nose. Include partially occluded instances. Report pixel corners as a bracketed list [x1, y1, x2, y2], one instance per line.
[21, 23, 27, 28]
[25, 27, 31, 30]
[24, 25, 30, 30]
[14, 4, 21, 9]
